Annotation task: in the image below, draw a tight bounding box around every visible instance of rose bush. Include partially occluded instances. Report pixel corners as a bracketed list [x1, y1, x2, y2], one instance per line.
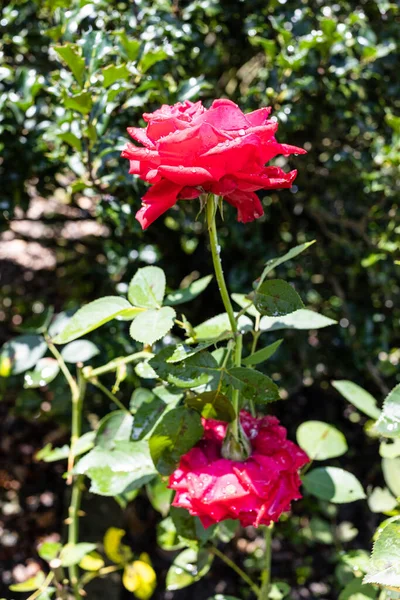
[121, 99, 306, 228]
[170, 412, 309, 528]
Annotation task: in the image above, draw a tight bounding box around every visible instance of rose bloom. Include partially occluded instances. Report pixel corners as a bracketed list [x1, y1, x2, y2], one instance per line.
[169, 411, 309, 528]
[121, 99, 306, 229]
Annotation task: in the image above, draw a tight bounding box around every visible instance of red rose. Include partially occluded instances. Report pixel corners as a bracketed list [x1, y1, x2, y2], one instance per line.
[121, 99, 306, 229]
[169, 411, 309, 528]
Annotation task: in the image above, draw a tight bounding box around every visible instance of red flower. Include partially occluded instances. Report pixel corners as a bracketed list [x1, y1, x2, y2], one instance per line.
[169, 411, 309, 528]
[121, 99, 306, 229]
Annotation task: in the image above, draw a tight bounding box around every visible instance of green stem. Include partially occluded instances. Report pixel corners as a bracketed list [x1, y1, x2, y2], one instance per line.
[207, 195, 245, 440]
[68, 475, 84, 598]
[206, 196, 237, 334]
[258, 524, 273, 600]
[91, 379, 130, 413]
[210, 546, 260, 596]
[85, 351, 152, 379]
[232, 334, 242, 437]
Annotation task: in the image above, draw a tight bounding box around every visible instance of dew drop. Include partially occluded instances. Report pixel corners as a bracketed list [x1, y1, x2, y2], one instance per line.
[238, 129, 246, 136]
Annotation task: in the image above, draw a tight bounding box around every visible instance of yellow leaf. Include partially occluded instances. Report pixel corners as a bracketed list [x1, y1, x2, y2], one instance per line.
[0, 356, 12, 378]
[123, 561, 157, 600]
[103, 527, 132, 564]
[79, 551, 105, 571]
[139, 552, 152, 566]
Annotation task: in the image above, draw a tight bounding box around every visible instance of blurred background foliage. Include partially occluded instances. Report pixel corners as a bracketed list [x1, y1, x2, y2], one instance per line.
[1, 0, 399, 394]
[0, 0, 399, 597]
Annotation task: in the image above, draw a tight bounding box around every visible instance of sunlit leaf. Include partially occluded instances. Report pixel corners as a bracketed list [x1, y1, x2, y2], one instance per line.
[52, 297, 132, 344]
[374, 384, 400, 438]
[303, 467, 366, 503]
[296, 421, 348, 460]
[332, 380, 381, 420]
[128, 266, 166, 308]
[165, 275, 213, 306]
[364, 522, 400, 587]
[129, 307, 176, 345]
[54, 43, 85, 86]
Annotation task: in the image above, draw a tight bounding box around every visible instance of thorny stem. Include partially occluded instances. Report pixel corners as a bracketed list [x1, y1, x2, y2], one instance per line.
[85, 351, 152, 378]
[206, 196, 242, 440]
[67, 475, 85, 598]
[210, 546, 260, 596]
[258, 524, 274, 600]
[206, 196, 237, 334]
[26, 572, 54, 600]
[91, 378, 130, 413]
[47, 337, 86, 598]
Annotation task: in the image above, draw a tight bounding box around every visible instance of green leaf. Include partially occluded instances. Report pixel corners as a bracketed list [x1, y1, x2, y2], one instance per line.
[61, 340, 100, 363]
[75, 440, 156, 496]
[138, 49, 168, 73]
[60, 542, 97, 567]
[130, 307, 176, 345]
[146, 477, 173, 517]
[165, 275, 213, 306]
[63, 90, 93, 115]
[254, 279, 304, 317]
[130, 388, 155, 412]
[131, 397, 167, 440]
[24, 358, 59, 388]
[256, 241, 315, 287]
[226, 367, 280, 404]
[166, 548, 213, 591]
[38, 541, 62, 562]
[382, 457, 400, 498]
[102, 63, 130, 88]
[242, 340, 283, 366]
[118, 32, 141, 61]
[269, 582, 291, 600]
[149, 407, 204, 475]
[368, 487, 398, 513]
[231, 293, 260, 317]
[363, 522, 400, 587]
[9, 572, 46, 592]
[165, 341, 222, 363]
[332, 381, 381, 420]
[185, 391, 235, 422]
[260, 309, 336, 332]
[192, 313, 252, 341]
[37, 431, 95, 463]
[150, 348, 220, 389]
[54, 43, 85, 86]
[0, 334, 47, 375]
[296, 421, 348, 460]
[157, 517, 185, 551]
[58, 132, 82, 152]
[128, 266, 166, 308]
[380, 439, 400, 459]
[374, 384, 400, 438]
[307, 517, 334, 544]
[303, 467, 366, 503]
[96, 411, 134, 449]
[338, 577, 377, 600]
[52, 297, 132, 344]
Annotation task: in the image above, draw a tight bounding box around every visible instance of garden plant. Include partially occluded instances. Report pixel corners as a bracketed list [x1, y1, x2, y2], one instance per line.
[1, 1, 399, 600]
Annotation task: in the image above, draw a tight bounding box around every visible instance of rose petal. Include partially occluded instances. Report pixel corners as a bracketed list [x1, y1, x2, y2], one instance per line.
[135, 180, 183, 229]
[224, 190, 264, 223]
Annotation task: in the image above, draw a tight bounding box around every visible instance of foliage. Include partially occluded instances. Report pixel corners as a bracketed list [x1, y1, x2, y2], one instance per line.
[1, 0, 399, 599]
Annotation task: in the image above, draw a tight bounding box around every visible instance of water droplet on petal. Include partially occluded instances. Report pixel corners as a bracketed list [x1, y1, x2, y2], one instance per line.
[238, 129, 246, 136]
